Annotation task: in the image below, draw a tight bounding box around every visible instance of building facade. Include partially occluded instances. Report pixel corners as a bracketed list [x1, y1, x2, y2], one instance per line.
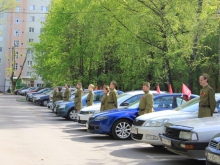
[0, 0, 51, 92]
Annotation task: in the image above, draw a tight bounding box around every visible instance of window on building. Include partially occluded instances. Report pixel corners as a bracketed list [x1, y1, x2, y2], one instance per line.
[29, 27, 34, 32]
[27, 72, 32, 76]
[15, 17, 20, 24]
[27, 61, 32, 66]
[14, 40, 19, 47]
[0, 47, 2, 52]
[30, 16, 35, 22]
[15, 63, 18, 70]
[0, 37, 3, 41]
[40, 17, 45, 22]
[29, 38, 34, 42]
[0, 13, 4, 18]
[40, 28, 43, 34]
[30, 5, 35, 11]
[14, 29, 20, 36]
[16, 52, 18, 58]
[27, 49, 33, 55]
[16, 6, 21, 13]
[41, 6, 48, 12]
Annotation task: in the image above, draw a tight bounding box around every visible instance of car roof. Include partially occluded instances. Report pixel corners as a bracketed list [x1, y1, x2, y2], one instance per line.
[154, 93, 199, 97]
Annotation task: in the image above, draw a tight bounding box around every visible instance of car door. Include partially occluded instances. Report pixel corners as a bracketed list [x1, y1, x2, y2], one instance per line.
[213, 101, 220, 117]
[119, 94, 143, 108]
[154, 96, 174, 112]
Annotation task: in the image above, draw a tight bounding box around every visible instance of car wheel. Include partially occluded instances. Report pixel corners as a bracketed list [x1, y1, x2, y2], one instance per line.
[112, 119, 132, 140]
[67, 109, 77, 121]
[41, 100, 48, 106]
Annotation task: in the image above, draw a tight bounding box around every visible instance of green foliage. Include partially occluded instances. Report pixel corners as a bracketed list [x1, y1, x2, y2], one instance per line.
[32, 0, 220, 93]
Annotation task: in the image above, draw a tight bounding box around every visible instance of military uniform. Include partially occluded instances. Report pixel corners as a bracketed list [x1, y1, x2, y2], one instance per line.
[74, 88, 83, 110]
[100, 93, 110, 111]
[56, 91, 63, 101]
[63, 88, 71, 101]
[198, 85, 216, 118]
[52, 90, 58, 103]
[86, 91, 94, 106]
[107, 89, 118, 109]
[139, 82, 154, 115]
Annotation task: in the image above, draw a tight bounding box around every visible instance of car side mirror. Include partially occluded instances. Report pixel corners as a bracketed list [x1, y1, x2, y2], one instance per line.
[121, 102, 129, 106]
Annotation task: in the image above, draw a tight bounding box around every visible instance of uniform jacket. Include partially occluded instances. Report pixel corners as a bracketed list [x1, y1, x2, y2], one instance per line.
[56, 91, 63, 101]
[63, 88, 71, 101]
[100, 93, 109, 111]
[139, 91, 154, 115]
[74, 88, 83, 110]
[199, 85, 216, 117]
[86, 91, 94, 106]
[108, 89, 118, 109]
[52, 90, 58, 102]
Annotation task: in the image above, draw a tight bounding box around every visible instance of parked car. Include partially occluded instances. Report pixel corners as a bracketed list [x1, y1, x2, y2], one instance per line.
[206, 133, 220, 165]
[32, 89, 54, 106]
[19, 87, 37, 96]
[159, 115, 220, 160]
[131, 94, 214, 147]
[26, 88, 51, 101]
[26, 87, 43, 95]
[78, 90, 166, 126]
[56, 90, 123, 121]
[87, 93, 195, 140]
[14, 87, 28, 95]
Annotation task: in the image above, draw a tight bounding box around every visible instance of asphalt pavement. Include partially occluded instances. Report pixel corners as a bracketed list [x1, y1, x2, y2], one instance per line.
[0, 95, 206, 165]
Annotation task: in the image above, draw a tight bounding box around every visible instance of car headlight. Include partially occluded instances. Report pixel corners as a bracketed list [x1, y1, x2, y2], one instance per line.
[179, 131, 198, 140]
[94, 116, 109, 121]
[144, 119, 169, 127]
[36, 97, 40, 100]
[59, 104, 66, 109]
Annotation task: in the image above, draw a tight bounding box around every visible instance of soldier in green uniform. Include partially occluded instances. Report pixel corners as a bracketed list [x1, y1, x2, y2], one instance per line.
[198, 73, 216, 118]
[100, 85, 110, 111]
[52, 87, 58, 103]
[63, 84, 71, 101]
[108, 81, 118, 109]
[56, 87, 63, 101]
[139, 82, 154, 116]
[74, 82, 83, 112]
[87, 84, 94, 106]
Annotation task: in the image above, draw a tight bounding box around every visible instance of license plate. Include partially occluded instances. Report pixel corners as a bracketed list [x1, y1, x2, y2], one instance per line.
[207, 152, 220, 163]
[162, 138, 171, 146]
[131, 127, 138, 134]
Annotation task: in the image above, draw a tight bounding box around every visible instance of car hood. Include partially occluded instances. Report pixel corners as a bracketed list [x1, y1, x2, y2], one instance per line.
[93, 107, 138, 117]
[136, 110, 194, 121]
[81, 104, 101, 111]
[167, 116, 220, 132]
[33, 94, 49, 98]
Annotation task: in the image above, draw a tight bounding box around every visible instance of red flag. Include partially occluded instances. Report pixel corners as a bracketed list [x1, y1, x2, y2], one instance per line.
[156, 84, 160, 94]
[182, 83, 191, 99]
[100, 86, 103, 90]
[168, 84, 173, 93]
[95, 86, 98, 90]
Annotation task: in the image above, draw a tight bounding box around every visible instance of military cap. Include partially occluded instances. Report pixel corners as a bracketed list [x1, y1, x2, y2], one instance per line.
[143, 82, 150, 87]
[89, 84, 95, 89]
[202, 73, 210, 80]
[77, 82, 82, 86]
[110, 81, 117, 87]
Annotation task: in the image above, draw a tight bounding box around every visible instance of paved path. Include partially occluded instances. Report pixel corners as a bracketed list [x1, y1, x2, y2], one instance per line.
[0, 95, 205, 165]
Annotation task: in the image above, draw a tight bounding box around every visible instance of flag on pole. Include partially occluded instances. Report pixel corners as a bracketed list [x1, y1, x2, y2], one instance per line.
[168, 84, 173, 93]
[182, 83, 191, 99]
[156, 84, 160, 94]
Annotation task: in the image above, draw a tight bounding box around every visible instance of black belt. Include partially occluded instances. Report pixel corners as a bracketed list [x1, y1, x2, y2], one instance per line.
[108, 102, 114, 104]
[139, 109, 145, 111]
[199, 105, 210, 108]
[75, 96, 78, 98]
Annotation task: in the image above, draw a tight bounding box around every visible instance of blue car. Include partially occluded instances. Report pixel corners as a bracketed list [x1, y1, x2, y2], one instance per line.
[87, 93, 198, 140]
[26, 88, 51, 101]
[56, 90, 123, 120]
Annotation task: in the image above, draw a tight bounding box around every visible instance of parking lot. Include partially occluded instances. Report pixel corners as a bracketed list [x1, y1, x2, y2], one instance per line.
[0, 95, 206, 165]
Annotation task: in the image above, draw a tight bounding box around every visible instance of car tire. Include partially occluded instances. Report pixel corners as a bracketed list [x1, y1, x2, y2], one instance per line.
[40, 100, 48, 106]
[67, 109, 77, 121]
[111, 119, 132, 140]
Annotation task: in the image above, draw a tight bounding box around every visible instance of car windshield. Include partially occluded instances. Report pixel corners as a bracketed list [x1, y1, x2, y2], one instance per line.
[174, 97, 200, 112]
[117, 94, 132, 103]
[43, 89, 52, 94]
[127, 100, 140, 108]
[38, 89, 45, 92]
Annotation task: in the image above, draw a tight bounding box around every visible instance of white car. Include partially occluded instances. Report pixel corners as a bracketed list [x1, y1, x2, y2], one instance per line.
[78, 90, 166, 126]
[131, 94, 220, 147]
[159, 116, 220, 160]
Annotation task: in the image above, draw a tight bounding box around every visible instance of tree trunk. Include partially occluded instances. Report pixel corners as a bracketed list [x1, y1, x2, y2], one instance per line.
[218, 21, 220, 83]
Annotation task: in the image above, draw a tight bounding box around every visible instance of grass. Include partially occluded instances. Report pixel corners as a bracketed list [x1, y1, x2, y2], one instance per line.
[16, 98, 27, 102]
